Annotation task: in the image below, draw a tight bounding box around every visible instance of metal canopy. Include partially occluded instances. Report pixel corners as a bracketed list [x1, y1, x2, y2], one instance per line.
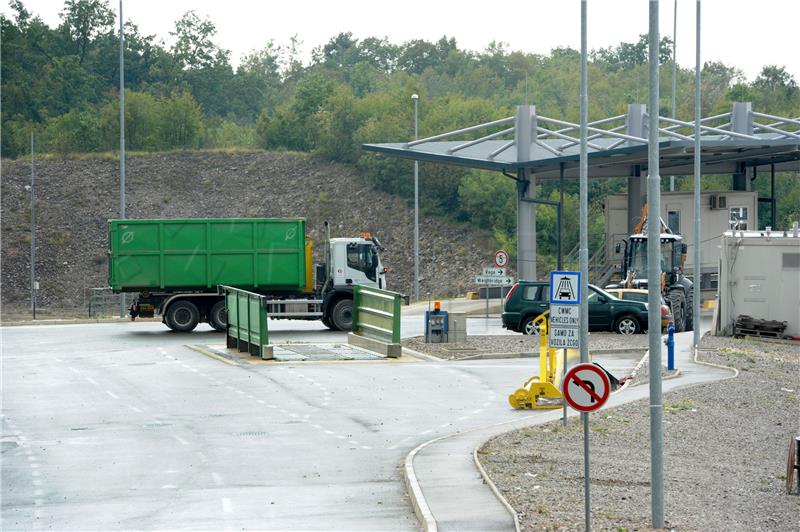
[362, 105, 800, 179]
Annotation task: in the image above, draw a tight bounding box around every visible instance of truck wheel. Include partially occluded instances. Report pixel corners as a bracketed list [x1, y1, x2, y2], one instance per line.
[166, 301, 199, 332]
[330, 299, 353, 331]
[667, 290, 686, 333]
[614, 314, 641, 335]
[684, 291, 694, 332]
[209, 301, 227, 332]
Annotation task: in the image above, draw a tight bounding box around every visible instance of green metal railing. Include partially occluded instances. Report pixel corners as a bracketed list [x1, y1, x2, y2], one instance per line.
[352, 286, 402, 346]
[220, 285, 271, 358]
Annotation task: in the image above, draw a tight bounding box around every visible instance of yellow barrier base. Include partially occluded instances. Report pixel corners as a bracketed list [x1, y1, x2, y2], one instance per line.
[508, 378, 563, 409]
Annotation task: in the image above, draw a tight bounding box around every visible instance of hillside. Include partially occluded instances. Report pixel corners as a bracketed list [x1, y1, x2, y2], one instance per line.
[0, 151, 496, 316]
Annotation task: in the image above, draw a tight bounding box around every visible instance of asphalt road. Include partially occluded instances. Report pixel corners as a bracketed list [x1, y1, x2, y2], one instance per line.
[1, 319, 640, 530]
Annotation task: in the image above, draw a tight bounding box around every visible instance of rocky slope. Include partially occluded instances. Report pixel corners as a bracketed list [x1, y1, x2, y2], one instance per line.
[1, 150, 498, 316]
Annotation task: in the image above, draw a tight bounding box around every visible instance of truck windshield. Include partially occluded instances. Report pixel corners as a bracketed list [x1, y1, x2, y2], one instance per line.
[630, 239, 674, 275]
[347, 244, 378, 281]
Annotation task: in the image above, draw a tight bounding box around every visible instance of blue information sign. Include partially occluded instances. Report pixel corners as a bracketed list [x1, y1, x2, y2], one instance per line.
[549, 270, 581, 305]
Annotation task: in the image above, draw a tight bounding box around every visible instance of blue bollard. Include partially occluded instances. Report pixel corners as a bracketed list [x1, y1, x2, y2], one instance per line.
[666, 322, 676, 370]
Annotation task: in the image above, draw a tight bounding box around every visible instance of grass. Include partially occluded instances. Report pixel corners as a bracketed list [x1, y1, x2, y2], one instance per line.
[663, 398, 695, 412]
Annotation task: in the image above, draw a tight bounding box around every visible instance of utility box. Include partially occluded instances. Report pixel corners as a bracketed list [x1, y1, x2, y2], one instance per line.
[424, 310, 449, 343]
[717, 225, 800, 337]
[447, 311, 467, 343]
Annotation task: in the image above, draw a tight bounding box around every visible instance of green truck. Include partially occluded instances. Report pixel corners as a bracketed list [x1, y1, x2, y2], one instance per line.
[108, 218, 388, 332]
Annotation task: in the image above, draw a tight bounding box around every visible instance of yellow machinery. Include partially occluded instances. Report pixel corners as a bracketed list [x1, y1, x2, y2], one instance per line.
[508, 311, 579, 409]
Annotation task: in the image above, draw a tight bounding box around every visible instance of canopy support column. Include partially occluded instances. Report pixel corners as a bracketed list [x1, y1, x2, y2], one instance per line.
[516, 105, 537, 281]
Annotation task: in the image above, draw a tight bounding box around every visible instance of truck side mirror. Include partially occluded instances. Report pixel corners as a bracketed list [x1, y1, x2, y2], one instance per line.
[680, 243, 688, 254]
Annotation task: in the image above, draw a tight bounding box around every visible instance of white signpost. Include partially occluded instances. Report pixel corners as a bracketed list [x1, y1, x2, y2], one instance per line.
[477, 254, 514, 318]
[549, 270, 582, 350]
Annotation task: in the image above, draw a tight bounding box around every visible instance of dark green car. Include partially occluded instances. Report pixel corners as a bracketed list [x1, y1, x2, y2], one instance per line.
[502, 280, 650, 335]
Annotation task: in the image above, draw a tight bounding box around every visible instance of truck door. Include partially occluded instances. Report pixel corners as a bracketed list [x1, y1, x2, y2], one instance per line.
[343, 242, 380, 288]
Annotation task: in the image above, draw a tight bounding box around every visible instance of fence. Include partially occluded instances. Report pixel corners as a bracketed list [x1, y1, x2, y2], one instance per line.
[85, 287, 120, 317]
[351, 286, 402, 349]
[219, 285, 272, 359]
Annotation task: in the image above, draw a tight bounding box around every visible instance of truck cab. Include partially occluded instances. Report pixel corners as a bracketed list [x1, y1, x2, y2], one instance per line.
[330, 236, 387, 291]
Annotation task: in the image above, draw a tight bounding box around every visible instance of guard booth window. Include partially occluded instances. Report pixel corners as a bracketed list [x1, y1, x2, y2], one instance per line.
[347, 244, 377, 281]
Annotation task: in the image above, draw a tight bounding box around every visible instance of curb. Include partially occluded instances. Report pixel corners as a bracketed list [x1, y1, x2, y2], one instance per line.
[472, 445, 521, 532]
[404, 436, 447, 532]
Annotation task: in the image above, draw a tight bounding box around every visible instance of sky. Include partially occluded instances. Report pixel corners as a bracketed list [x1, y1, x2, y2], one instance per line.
[3, 0, 799, 81]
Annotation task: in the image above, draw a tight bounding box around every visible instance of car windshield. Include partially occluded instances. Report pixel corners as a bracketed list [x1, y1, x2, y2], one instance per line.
[588, 285, 618, 301]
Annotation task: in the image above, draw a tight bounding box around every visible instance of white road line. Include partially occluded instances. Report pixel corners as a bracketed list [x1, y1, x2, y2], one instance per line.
[34, 489, 44, 496]
[27, 456, 37, 462]
[172, 435, 190, 446]
[222, 497, 233, 513]
[348, 440, 360, 445]
[336, 435, 346, 440]
[458, 416, 469, 421]
[53, 357, 62, 362]
[86, 377, 98, 385]
[267, 405, 277, 409]
[256, 400, 265, 404]
[196, 452, 209, 463]
[106, 391, 119, 399]
[211, 472, 224, 486]
[361, 445, 372, 450]
[483, 402, 491, 407]
[439, 423, 450, 428]
[34, 499, 43, 506]
[128, 406, 142, 413]
[68, 367, 80, 374]
[472, 409, 483, 415]
[31, 471, 40, 477]
[199, 373, 208, 378]
[388, 445, 398, 450]
[29, 463, 39, 469]
[324, 430, 334, 435]
[420, 430, 432, 435]
[312, 424, 323, 430]
[32, 479, 42, 487]
[235, 390, 245, 395]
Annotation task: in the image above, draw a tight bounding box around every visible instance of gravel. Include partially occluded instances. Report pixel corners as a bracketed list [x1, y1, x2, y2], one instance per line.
[479, 333, 800, 531]
[403, 332, 648, 360]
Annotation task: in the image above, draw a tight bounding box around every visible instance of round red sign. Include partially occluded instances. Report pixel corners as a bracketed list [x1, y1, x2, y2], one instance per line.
[562, 363, 611, 412]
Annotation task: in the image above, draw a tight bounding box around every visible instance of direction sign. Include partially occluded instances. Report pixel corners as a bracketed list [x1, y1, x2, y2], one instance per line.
[562, 363, 611, 412]
[549, 270, 581, 305]
[493, 250, 509, 268]
[475, 276, 514, 286]
[481, 267, 506, 276]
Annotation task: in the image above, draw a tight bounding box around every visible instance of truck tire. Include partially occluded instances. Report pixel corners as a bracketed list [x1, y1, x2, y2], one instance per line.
[330, 299, 353, 332]
[166, 301, 200, 332]
[209, 301, 227, 332]
[666, 290, 686, 333]
[684, 290, 694, 332]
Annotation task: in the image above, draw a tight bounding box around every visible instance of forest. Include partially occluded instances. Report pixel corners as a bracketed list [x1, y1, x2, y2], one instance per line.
[3, 0, 799, 264]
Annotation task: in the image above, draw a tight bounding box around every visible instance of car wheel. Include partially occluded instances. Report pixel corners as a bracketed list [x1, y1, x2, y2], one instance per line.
[521, 316, 541, 336]
[209, 301, 227, 332]
[166, 301, 199, 332]
[614, 314, 640, 335]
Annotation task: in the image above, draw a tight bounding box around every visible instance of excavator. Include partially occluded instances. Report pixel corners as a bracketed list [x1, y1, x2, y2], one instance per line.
[607, 203, 694, 332]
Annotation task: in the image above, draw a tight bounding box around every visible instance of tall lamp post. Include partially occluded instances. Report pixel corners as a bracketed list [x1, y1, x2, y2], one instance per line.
[412, 93, 420, 301]
[119, 0, 126, 317]
[28, 132, 37, 319]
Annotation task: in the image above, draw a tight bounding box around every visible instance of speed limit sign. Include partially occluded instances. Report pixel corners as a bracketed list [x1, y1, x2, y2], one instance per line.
[493, 250, 509, 268]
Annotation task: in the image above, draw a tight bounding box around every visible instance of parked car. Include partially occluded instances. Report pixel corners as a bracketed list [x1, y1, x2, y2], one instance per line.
[604, 288, 672, 331]
[502, 281, 650, 335]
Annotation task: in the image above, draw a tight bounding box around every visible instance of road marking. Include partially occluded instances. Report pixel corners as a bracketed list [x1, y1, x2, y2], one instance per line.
[106, 391, 119, 399]
[348, 440, 360, 445]
[86, 377, 98, 385]
[34, 499, 43, 506]
[420, 430, 432, 435]
[267, 405, 277, 409]
[256, 400, 265, 404]
[324, 430, 334, 435]
[32, 479, 42, 487]
[161, 485, 176, 489]
[472, 409, 483, 415]
[212, 472, 223, 486]
[128, 406, 142, 413]
[439, 423, 451, 428]
[172, 435, 190, 446]
[312, 424, 323, 430]
[222, 498, 232, 513]
[336, 435, 346, 440]
[388, 445, 398, 450]
[199, 373, 208, 378]
[27, 456, 37, 462]
[53, 357, 62, 362]
[196, 452, 209, 463]
[34, 489, 44, 496]
[482, 402, 491, 407]
[458, 416, 469, 421]
[361, 445, 372, 450]
[69, 367, 80, 374]
[31, 470, 40, 477]
[29, 463, 39, 469]
[235, 390, 245, 395]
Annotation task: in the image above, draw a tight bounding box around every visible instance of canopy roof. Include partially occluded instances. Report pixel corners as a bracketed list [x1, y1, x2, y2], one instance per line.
[363, 107, 800, 179]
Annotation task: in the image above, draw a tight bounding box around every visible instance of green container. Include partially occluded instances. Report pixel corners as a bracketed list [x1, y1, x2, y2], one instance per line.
[108, 218, 306, 292]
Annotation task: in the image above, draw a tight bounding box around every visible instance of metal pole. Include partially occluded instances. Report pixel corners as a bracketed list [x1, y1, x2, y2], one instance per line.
[692, 0, 702, 352]
[647, 1, 665, 528]
[558, 163, 564, 270]
[119, 0, 126, 318]
[770, 164, 776, 228]
[579, 2, 591, 531]
[670, 0, 677, 192]
[30, 131, 36, 320]
[413, 94, 420, 301]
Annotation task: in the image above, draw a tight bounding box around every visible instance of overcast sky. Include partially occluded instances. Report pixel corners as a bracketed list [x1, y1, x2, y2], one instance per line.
[4, 0, 799, 81]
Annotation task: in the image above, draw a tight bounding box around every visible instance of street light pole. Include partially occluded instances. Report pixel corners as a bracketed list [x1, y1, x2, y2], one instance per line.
[30, 131, 36, 320]
[119, 0, 126, 318]
[412, 93, 420, 301]
[671, 0, 677, 191]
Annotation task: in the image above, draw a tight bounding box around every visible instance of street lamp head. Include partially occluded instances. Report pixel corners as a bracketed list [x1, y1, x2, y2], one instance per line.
[24, 185, 31, 191]
[411, 93, 419, 100]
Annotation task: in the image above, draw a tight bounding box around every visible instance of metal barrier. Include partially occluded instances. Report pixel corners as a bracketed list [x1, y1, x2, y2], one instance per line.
[351, 285, 402, 351]
[219, 285, 272, 359]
